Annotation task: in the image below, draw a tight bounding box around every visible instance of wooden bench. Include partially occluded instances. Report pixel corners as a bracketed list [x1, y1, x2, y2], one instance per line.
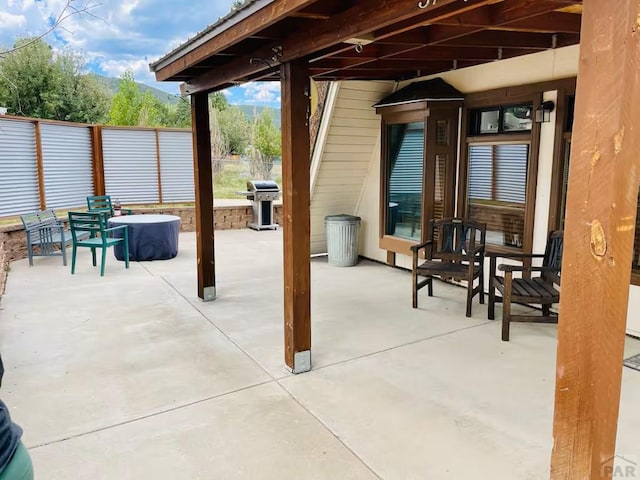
[20, 210, 90, 266]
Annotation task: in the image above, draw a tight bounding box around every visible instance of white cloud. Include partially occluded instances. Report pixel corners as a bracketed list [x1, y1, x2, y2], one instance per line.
[239, 82, 281, 105]
[100, 57, 149, 79]
[0, 11, 25, 28]
[120, 0, 139, 16]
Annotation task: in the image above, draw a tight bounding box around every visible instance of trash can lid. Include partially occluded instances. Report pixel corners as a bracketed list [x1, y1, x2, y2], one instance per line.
[325, 214, 361, 222]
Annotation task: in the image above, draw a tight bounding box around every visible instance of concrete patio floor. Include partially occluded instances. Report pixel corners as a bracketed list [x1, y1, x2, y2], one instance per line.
[1, 229, 639, 479]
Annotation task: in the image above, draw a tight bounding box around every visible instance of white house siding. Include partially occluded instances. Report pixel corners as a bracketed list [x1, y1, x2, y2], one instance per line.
[310, 80, 394, 254]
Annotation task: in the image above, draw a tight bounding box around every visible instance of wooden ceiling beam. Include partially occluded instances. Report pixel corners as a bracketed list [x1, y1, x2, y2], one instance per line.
[391, 45, 540, 60]
[319, 45, 541, 63]
[313, 59, 455, 71]
[438, 29, 577, 49]
[289, 12, 331, 20]
[324, 45, 470, 60]
[312, 69, 416, 80]
[495, 0, 582, 24]
[371, 0, 495, 39]
[154, 0, 320, 81]
[313, 62, 488, 80]
[436, 11, 582, 34]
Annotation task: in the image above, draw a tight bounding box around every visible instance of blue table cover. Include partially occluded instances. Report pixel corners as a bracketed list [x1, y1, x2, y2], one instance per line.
[108, 214, 180, 261]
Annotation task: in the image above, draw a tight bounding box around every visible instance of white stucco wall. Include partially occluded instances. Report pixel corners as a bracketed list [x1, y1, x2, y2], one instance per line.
[316, 44, 640, 336]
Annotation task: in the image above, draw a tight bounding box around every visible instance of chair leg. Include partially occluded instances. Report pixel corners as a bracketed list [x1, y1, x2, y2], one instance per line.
[427, 277, 433, 297]
[27, 243, 34, 267]
[466, 284, 473, 317]
[124, 234, 130, 269]
[71, 245, 77, 274]
[100, 248, 107, 276]
[479, 269, 485, 305]
[488, 283, 496, 320]
[412, 271, 418, 309]
[542, 304, 551, 317]
[502, 289, 512, 341]
[91, 247, 97, 267]
[62, 242, 68, 266]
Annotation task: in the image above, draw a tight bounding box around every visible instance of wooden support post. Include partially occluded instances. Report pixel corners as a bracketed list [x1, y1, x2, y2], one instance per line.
[281, 61, 311, 373]
[191, 92, 216, 301]
[551, 1, 640, 478]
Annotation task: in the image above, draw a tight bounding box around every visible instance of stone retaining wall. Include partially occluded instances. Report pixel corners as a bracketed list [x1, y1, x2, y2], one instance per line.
[0, 204, 282, 294]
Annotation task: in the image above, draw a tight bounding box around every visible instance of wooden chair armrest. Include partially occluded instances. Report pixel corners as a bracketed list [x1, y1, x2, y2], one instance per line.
[410, 240, 433, 253]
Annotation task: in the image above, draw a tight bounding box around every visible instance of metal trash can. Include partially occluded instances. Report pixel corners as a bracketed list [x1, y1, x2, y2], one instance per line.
[325, 214, 361, 267]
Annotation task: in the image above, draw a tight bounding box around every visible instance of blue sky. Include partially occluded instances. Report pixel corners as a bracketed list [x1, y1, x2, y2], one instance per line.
[0, 0, 281, 107]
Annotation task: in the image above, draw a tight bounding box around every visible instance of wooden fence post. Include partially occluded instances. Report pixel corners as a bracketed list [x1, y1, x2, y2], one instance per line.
[91, 126, 105, 196]
[34, 121, 46, 210]
[155, 128, 164, 204]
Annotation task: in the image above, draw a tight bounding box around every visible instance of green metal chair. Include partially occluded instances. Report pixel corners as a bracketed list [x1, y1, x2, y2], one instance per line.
[68, 211, 130, 276]
[86, 195, 132, 217]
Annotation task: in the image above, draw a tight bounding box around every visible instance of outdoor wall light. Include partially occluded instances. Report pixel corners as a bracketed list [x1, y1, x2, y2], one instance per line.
[535, 100, 555, 123]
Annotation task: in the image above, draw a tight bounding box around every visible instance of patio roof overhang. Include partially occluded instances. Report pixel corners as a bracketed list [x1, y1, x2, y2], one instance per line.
[149, 0, 584, 95]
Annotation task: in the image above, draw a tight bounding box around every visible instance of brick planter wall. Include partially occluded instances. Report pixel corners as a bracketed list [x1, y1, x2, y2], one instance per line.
[0, 203, 282, 295]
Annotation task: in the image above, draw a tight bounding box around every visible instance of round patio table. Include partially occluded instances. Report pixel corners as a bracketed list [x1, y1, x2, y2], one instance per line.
[108, 214, 181, 261]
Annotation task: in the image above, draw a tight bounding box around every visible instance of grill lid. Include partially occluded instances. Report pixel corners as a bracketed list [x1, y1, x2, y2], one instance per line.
[248, 180, 280, 192]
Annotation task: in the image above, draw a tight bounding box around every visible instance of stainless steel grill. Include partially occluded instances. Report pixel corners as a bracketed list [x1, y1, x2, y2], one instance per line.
[237, 180, 281, 231]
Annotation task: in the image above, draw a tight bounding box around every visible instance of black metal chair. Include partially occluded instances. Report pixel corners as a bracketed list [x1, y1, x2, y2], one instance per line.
[411, 218, 486, 317]
[488, 230, 563, 341]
